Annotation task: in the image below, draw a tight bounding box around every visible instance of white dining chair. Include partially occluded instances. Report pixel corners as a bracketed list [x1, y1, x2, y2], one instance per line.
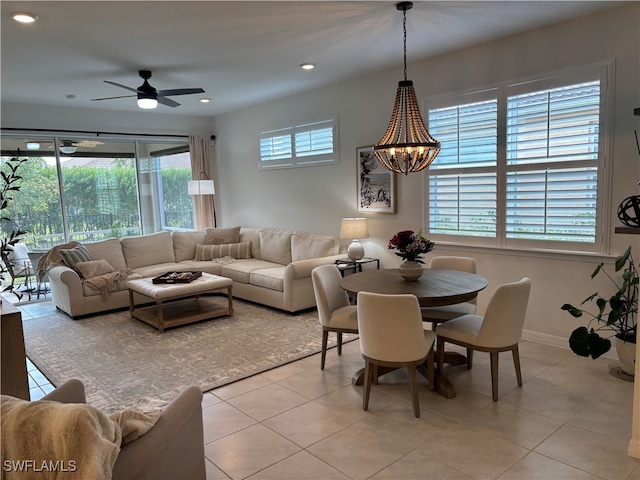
[311, 265, 358, 370]
[435, 277, 531, 401]
[357, 291, 436, 418]
[421, 256, 478, 330]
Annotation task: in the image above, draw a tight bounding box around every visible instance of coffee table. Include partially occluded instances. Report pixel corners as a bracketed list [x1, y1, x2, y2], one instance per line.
[127, 273, 233, 332]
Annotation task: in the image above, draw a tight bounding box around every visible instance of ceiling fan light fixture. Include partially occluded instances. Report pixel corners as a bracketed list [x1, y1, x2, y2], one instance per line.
[59, 145, 77, 155]
[373, 1, 441, 175]
[137, 97, 158, 109]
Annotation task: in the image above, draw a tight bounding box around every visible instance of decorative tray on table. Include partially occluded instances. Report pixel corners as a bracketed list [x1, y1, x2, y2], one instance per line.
[152, 271, 202, 284]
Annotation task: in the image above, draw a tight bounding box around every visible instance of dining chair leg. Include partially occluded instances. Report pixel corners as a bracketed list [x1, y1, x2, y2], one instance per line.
[321, 330, 329, 370]
[437, 337, 445, 374]
[466, 348, 473, 369]
[512, 344, 523, 386]
[363, 360, 373, 411]
[408, 366, 420, 418]
[372, 364, 379, 385]
[490, 351, 499, 401]
[427, 348, 435, 391]
[337, 332, 343, 355]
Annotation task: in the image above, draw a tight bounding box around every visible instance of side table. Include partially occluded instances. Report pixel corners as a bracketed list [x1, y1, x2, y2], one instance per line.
[335, 257, 380, 277]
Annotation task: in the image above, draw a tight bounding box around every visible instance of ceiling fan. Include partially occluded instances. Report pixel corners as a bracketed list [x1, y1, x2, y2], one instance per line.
[91, 70, 205, 109]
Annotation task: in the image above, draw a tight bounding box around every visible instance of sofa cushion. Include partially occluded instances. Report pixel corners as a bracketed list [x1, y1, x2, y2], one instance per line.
[83, 238, 128, 271]
[240, 228, 262, 259]
[75, 259, 115, 279]
[122, 232, 175, 269]
[292, 231, 339, 262]
[172, 231, 205, 262]
[195, 242, 251, 261]
[59, 244, 94, 270]
[221, 260, 280, 284]
[131, 263, 188, 279]
[250, 267, 285, 292]
[259, 228, 293, 265]
[204, 226, 241, 245]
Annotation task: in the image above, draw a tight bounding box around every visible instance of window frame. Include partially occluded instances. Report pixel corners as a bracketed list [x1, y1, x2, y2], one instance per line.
[423, 61, 614, 254]
[258, 116, 339, 170]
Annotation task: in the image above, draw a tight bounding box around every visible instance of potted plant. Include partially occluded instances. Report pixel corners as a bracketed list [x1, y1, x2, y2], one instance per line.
[561, 246, 638, 377]
[1, 152, 28, 299]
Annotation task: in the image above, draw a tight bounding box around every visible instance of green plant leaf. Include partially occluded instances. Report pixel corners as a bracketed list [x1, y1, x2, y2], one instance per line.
[591, 263, 604, 278]
[561, 304, 583, 317]
[568, 326, 611, 359]
[615, 246, 632, 271]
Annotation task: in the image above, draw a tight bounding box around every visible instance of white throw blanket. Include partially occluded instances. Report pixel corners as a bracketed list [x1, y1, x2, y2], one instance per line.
[1, 395, 166, 480]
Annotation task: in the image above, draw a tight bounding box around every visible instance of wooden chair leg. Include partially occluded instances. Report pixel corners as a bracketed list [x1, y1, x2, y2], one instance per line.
[408, 366, 420, 418]
[337, 332, 343, 356]
[427, 347, 435, 391]
[372, 364, 379, 385]
[321, 330, 328, 370]
[466, 348, 473, 369]
[490, 351, 499, 401]
[512, 344, 523, 386]
[363, 360, 372, 411]
[437, 336, 445, 374]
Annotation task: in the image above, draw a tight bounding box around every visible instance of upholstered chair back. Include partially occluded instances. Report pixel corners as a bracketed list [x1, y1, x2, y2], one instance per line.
[477, 277, 531, 348]
[312, 265, 351, 328]
[357, 292, 428, 363]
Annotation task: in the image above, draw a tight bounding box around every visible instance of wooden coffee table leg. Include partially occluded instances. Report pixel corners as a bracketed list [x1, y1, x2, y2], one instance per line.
[157, 298, 165, 332]
[227, 286, 234, 315]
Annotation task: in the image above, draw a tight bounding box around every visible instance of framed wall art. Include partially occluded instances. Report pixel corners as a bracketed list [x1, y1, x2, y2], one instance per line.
[356, 145, 395, 213]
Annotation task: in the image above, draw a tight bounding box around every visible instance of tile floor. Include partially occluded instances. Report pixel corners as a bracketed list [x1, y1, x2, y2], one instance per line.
[18, 300, 640, 480]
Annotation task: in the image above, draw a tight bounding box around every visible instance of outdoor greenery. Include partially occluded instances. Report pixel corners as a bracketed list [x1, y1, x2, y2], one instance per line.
[0, 157, 194, 249]
[0, 153, 28, 293]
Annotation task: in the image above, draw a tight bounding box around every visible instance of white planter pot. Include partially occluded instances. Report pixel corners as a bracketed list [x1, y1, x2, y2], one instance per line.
[615, 336, 636, 377]
[398, 260, 423, 282]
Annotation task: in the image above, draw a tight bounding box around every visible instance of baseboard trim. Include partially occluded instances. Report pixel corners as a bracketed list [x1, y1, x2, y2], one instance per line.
[522, 329, 617, 360]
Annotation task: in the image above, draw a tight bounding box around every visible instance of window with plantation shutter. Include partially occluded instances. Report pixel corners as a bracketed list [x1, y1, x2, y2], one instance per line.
[425, 64, 610, 252]
[259, 117, 338, 169]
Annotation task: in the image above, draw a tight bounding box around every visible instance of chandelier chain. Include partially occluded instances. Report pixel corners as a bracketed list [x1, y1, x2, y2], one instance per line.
[402, 7, 407, 82]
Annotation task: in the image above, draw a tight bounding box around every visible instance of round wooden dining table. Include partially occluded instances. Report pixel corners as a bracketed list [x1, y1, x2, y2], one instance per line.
[340, 268, 488, 398]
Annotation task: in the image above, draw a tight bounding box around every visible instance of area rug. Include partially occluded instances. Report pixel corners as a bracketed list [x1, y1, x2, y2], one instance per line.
[23, 298, 356, 412]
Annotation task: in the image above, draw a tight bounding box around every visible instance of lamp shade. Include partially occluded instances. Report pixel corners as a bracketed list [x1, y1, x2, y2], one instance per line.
[340, 218, 369, 239]
[188, 179, 215, 195]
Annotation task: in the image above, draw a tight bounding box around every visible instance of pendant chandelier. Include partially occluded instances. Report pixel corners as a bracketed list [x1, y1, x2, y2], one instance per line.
[374, 1, 441, 175]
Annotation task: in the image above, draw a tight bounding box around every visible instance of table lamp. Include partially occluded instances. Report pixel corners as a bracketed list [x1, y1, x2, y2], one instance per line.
[340, 218, 369, 261]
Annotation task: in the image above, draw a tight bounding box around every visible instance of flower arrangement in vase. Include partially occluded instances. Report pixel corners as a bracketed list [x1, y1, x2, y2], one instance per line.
[388, 230, 434, 281]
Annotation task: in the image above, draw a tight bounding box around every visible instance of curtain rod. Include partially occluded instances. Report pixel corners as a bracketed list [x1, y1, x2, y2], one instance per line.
[2, 127, 215, 141]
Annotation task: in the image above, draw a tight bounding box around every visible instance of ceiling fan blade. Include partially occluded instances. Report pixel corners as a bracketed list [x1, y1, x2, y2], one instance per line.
[157, 96, 181, 108]
[91, 94, 137, 101]
[103, 80, 139, 93]
[157, 88, 205, 97]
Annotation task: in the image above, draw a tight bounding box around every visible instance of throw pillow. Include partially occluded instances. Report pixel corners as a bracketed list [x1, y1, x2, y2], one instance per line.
[204, 226, 241, 245]
[59, 244, 94, 270]
[74, 259, 115, 279]
[195, 242, 251, 261]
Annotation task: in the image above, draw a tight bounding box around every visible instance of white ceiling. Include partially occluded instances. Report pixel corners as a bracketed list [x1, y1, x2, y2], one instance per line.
[0, 1, 626, 118]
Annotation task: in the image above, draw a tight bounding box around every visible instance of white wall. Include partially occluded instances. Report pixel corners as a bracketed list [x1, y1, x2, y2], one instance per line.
[212, 4, 640, 342]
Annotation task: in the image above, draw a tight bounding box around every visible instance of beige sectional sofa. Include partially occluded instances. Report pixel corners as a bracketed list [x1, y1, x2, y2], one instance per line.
[47, 227, 344, 318]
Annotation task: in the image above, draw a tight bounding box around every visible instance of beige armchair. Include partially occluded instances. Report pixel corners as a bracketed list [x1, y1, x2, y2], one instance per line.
[42, 379, 206, 480]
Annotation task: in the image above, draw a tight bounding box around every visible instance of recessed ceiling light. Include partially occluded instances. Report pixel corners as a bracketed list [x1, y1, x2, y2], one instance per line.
[26, 142, 40, 150]
[200, 98, 211, 103]
[300, 63, 315, 71]
[12, 12, 37, 23]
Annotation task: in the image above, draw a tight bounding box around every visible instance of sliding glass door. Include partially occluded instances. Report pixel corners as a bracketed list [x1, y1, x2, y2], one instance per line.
[0, 135, 193, 252]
